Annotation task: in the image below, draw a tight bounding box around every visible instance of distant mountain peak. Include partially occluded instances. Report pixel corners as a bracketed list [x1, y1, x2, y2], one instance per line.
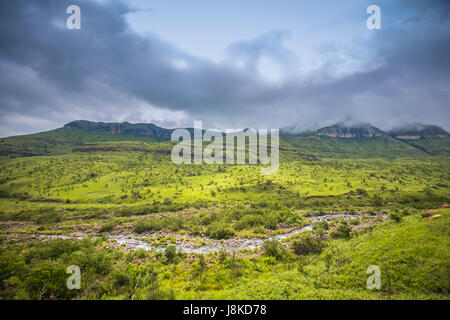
[64, 120, 172, 138]
[315, 123, 385, 139]
[388, 123, 449, 140]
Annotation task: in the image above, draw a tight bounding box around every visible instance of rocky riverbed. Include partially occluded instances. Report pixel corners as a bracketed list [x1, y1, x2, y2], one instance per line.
[40, 213, 384, 253]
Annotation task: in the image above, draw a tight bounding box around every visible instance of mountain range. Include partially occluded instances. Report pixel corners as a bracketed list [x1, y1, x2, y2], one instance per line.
[0, 120, 448, 159]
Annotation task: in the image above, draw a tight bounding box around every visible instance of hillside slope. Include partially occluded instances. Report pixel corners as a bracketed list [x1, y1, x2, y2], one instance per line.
[182, 208, 450, 299]
[282, 135, 427, 159]
[0, 120, 448, 159]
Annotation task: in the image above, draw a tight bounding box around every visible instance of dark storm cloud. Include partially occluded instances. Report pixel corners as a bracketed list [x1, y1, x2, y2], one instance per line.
[0, 0, 272, 135]
[0, 0, 449, 136]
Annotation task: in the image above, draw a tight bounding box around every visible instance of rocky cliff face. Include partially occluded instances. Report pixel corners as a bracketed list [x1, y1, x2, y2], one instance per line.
[389, 124, 449, 140]
[315, 124, 385, 139]
[64, 120, 173, 139]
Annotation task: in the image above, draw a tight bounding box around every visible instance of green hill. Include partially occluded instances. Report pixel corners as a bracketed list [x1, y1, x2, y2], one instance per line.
[1, 120, 448, 159]
[282, 135, 427, 159]
[0, 128, 164, 157]
[401, 137, 450, 156]
[0, 122, 171, 157]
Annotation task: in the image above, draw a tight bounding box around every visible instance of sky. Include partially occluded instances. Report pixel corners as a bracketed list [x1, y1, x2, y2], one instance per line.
[0, 0, 449, 137]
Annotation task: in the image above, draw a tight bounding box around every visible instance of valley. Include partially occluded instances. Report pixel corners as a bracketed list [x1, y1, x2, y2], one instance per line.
[0, 121, 449, 300]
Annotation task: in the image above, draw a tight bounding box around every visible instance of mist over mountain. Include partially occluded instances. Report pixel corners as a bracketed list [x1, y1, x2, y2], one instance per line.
[0, 0, 449, 136]
[1, 120, 448, 159]
[315, 123, 385, 139]
[388, 124, 449, 140]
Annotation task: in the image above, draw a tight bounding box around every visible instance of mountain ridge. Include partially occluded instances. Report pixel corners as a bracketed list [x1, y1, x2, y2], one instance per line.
[64, 120, 174, 139]
[388, 123, 449, 140]
[0, 120, 448, 158]
[315, 123, 385, 139]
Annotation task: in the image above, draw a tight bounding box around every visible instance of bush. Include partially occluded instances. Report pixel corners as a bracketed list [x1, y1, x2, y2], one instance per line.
[35, 212, 62, 225]
[134, 219, 162, 233]
[291, 234, 325, 256]
[0, 250, 27, 287]
[163, 245, 177, 264]
[110, 269, 131, 289]
[312, 220, 329, 234]
[164, 216, 184, 232]
[25, 263, 73, 299]
[262, 239, 286, 260]
[218, 249, 228, 264]
[99, 221, 117, 233]
[389, 212, 402, 222]
[24, 240, 82, 262]
[330, 221, 352, 239]
[372, 195, 383, 207]
[235, 215, 264, 231]
[263, 215, 278, 230]
[206, 222, 235, 240]
[356, 188, 368, 196]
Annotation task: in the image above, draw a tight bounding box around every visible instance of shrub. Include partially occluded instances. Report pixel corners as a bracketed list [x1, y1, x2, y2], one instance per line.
[389, 212, 402, 222]
[263, 215, 278, 230]
[24, 240, 82, 262]
[0, 250, 27, 287]
[163, 245, 177, 264]
[134, 219, 162, 233]
[313, 220, 329, 232]
[218, 249, 228, 264]
[330, 221, 352, 239]
[235, 214, 264, 231]
[206, 222, 235, 240]
[110, 269, 131, 289]
[356, 188, 368, 196]
[164, 216, 184, 232]
[372, 195, 383, 207]
[190, 225, 201, 236]
[253, 225, 265, 234]
[262, 239, 286, 260]
[35, 212, 62, 225]
[99, 220, 117, 233]
[199, 212, 214, 226]
[291, 234, 325, 256]
[25, 263, 72, 299]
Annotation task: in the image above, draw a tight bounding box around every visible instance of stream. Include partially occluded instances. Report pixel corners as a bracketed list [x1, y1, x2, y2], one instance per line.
[40, 213, 371, 254]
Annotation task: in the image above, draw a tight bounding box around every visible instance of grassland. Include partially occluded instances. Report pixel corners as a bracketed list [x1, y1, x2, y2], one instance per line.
[0, 138, 449, 300]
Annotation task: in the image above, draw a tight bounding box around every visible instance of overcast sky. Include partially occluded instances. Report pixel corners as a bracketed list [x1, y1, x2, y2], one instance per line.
[0, 0, 449, 137]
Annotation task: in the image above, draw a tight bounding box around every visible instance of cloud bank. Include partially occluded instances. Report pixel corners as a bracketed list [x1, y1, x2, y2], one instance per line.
[0, 0, 449, 137]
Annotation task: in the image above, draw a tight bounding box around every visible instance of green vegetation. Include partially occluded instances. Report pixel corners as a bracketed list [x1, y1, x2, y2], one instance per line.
[1, 208, 448, 299]
[0, 123, 449, 300]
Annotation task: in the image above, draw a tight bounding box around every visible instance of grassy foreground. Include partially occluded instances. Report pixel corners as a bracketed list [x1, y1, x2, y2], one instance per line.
[0, 140, 449, 300]
[0, 207, 448, 300]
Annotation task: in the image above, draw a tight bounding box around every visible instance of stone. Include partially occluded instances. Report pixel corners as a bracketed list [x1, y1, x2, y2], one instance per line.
[422, 209, 437, 218]
[428, 214, 442, 221]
